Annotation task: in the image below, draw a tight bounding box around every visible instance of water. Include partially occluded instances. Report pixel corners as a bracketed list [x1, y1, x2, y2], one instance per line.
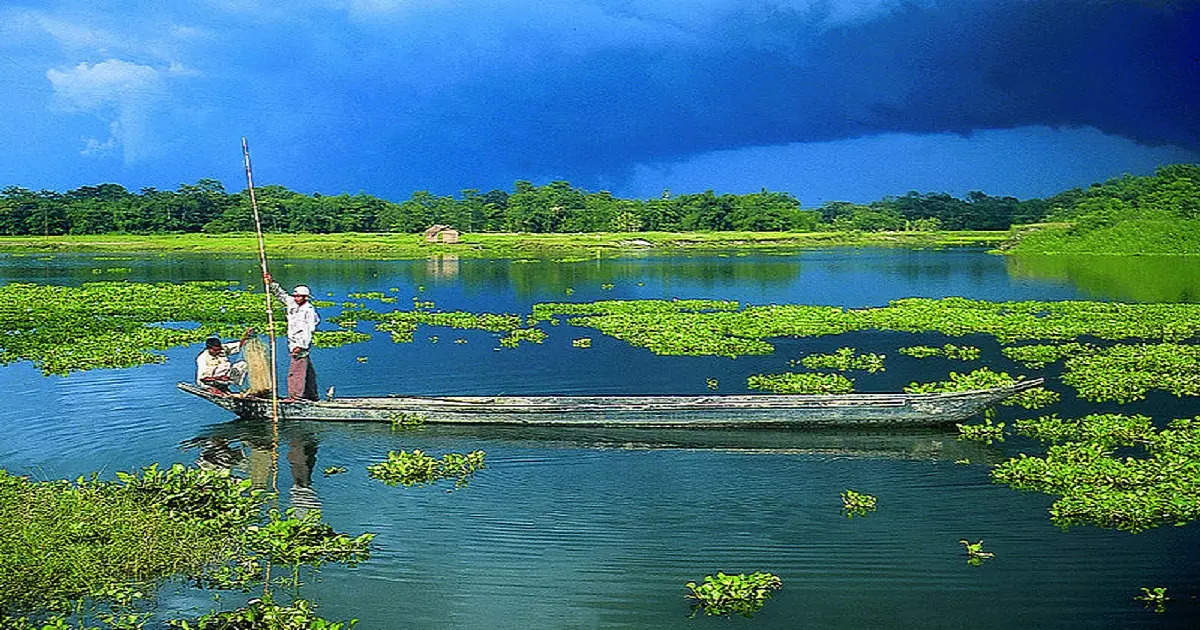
[2, 248, 1199, 628]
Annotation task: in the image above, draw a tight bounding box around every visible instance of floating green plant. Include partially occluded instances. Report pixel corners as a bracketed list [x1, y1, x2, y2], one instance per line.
[1062, 343, 1200, 403]
[955, 458, 971, 465]
[498, 328, 547, 348]
[601, 283, 614, 290]
[311, 330, 371, 347]
[956, 418, 1005, 444]
[454, 338, 467, 344]
[1135, 587, 1169, 613]
[367, 450, 485, 488]
[992, 415, 1200, 532]
[322, 466, 347, 476]
[0, 281, 284, 375]
[1001, 342, 1095, 369]
[684, 572, 783, 618]
[959, 539, 994, 566]
[747, 372, 854, 394]
[793, 347, 885, 372]
[356, 356, 368, 363]
[840, 489, 877, 517]
[387, 412, 425, 430]
[572, 337, 592, 348]
[898, 344, 980, 360]
[706, 377, 719, 390]
[904, 368, 1057, 410]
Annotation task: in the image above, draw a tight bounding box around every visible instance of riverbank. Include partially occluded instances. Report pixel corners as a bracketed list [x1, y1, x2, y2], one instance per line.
[0, 230, 1006, 260]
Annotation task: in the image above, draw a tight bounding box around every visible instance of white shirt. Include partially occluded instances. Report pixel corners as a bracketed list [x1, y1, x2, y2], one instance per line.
[270, 282, 320, 351]
[195, 341, 243, 384]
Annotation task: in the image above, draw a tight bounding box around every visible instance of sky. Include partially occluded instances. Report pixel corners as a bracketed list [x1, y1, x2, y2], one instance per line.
[0, 0, 1197, 205]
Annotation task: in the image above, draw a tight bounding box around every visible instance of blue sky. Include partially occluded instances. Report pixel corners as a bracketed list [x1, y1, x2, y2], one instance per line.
[0, 0, 1197, 204]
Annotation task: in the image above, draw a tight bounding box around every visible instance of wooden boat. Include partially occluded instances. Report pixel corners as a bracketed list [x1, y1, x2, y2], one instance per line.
[177, 377, 1044, 429]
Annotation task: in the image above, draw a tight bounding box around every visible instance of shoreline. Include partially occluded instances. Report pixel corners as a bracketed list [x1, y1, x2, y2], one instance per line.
[0, 230, 1007, 260]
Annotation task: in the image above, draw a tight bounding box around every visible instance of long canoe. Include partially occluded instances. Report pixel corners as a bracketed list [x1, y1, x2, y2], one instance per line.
[177, 378, 1044, 429]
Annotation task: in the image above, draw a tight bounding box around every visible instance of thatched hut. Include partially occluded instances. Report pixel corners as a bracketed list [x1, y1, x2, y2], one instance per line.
[424, 225, 460, 243]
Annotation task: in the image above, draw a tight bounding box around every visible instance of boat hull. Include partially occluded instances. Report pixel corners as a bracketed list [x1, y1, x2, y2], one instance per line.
[177, 379, 1043, 428]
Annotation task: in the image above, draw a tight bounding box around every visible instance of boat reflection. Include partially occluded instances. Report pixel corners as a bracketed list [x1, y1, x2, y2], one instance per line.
[185, 416, 1002, 467]
[180, 418, 321, 516]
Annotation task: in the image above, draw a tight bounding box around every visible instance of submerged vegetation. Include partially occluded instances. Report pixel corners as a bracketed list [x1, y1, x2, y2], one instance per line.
[684, 572, 783, 618]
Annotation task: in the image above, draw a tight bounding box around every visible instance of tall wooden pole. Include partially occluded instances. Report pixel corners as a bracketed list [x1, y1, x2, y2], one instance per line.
[242, 137, 281, 596]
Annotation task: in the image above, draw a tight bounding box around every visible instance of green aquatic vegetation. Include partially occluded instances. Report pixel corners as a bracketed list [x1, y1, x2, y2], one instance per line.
[411, 298, 435, 309]
[840, 489, 877, 517]
[454, 338, 467, 344]
[905, 367, 1018, 394]
[959, 539, 994, 566]
[747, 372, 854, 394]
[346, 291, 385, 300]
[322, 466, 347, 477]
[1001, 342, 1094, 369]
[367, 450, 486, 488]
[1061, 343, 1200, 403]
[355, 356, 367, 363]
[706, 377, 719, 390]
[991, 416, 1200, 532]
[897, 345, 939, 358]
[388, 412, 425, 430]
[564, 287, 575, 295]
[955, 458, 971, 465]
[428, 335, 438, 343]
[1135, 587, 1169, 613]
[310, 330, 370, 348]
[600, 283, 614, 290]
[498, 327, 547, 348]
[898, 344, 980, 360]
[1014, 414, 1156, 449]
[357, 309, 524, 344]
[0, 281, 285, 375]
[0, 464, 371, 625]
[956, 418, 1005, 444]
[572, 337, 592, 348]
[793, 347, 885, 372]
[168, 596, 357, 629]
[684, 572, 782, 618]
[1005, 387, 1061, 410]
[526, 297, 1200, 358]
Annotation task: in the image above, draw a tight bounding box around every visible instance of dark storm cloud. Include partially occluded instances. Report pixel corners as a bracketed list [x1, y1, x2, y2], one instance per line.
[282, 0, 1197, 193]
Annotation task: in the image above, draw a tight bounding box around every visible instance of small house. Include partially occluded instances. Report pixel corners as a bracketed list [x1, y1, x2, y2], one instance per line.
[424, 225, 460, 244]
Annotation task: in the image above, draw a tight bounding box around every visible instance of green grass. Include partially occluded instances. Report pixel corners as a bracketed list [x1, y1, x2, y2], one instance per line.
[0, 230, 1007, 260]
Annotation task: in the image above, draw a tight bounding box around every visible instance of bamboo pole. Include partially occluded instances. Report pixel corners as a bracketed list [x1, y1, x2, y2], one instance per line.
[241, 138, 280, 594]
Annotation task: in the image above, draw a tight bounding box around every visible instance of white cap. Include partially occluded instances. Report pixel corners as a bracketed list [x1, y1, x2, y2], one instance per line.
[292, 285, 312, 297]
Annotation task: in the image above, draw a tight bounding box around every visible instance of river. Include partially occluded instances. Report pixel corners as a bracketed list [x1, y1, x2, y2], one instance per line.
[2, 248, 1198, 628]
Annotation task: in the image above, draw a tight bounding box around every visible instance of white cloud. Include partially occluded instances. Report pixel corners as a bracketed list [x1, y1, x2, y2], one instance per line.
[46, 59, 169, 163]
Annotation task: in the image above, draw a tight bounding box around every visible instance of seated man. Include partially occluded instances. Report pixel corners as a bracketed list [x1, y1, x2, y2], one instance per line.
[196, 328, 254, 395]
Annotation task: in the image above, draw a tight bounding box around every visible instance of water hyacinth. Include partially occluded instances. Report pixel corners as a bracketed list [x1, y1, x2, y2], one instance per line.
[367, 450, 486, 488]
[747, 372, 854, 394]
[793, 347, 885, 373]
[898, 344, 980, 361]
[956, 418, 1005, 444]
[991, 416, 1200, 533]
[684, 572, 782, 618]
[841, 489, 877, 517]
[1061, 343, 1200, 403]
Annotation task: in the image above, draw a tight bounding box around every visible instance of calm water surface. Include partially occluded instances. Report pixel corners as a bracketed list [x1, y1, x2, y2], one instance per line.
[2, 248, 1199, 628]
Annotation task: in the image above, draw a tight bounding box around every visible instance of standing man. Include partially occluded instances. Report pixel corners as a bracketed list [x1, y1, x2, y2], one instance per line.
[264, 272, 320, 401]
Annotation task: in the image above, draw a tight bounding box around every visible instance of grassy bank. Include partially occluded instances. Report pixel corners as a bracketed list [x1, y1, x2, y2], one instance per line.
[0, 230, 1006, 260]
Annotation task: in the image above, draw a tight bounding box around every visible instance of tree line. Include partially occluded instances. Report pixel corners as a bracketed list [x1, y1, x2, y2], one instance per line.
[1, 172, 1163, 237]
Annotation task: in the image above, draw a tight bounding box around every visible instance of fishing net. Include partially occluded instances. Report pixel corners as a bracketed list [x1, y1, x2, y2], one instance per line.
[242, 336, 273, 397]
